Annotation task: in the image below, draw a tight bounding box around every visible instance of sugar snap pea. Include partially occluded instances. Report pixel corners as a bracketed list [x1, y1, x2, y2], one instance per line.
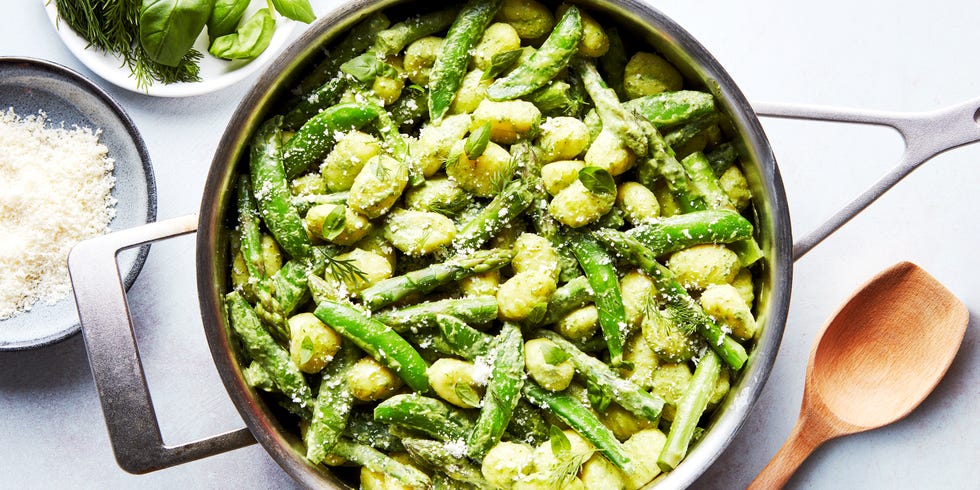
[522, 381, 631, 471]
[625, 209, 754, 257]
[427, 0, 502, 121]
[487, 6, 582, 101]
[466, 322, 524, 459]
[313, 300, 431, 392]
[568, 232, 627, 367]
[625, 90, 716, 128]
[281, 103, 382, 180]
[249, 116, 313, 261]
[374, 7, 461, 57]
[282, 76, 347, 131]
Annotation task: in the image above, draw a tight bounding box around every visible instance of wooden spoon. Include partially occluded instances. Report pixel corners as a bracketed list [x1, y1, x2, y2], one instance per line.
[749, 261, 969, 489]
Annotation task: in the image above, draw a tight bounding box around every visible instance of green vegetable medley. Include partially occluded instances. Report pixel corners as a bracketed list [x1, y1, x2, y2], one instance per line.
[56, 0, 316, 88]
[226, 1, 763, 488]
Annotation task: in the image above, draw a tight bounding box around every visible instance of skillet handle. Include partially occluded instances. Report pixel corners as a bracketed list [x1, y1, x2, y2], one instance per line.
[68, 214, 255, 474]
[754, 97, 980, 261]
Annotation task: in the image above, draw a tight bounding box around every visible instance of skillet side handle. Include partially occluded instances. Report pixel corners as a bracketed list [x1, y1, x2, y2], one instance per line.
[755, 98, 980, 261]
[68, 214, 255, 474]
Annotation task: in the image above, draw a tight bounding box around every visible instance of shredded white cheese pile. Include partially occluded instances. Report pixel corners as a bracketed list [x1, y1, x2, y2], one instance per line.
[0, 108, 116, 320]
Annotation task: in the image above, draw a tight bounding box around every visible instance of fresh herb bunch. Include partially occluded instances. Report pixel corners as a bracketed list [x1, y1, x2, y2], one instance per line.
[55, 0, 203, 88]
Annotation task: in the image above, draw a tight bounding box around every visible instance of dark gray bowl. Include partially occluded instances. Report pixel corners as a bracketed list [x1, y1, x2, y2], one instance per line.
[0, 57, 156, 351]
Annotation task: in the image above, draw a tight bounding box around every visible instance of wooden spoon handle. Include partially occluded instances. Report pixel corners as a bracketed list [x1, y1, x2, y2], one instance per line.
[748, 416, 830, 490]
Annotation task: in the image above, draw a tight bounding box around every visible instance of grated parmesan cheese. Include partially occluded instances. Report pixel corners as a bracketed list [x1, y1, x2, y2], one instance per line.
[0, 108, 116, 320]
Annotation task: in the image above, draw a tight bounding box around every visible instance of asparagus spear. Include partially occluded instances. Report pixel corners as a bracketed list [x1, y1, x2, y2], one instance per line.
[331, 439, 431, 489]
[522, 382, 631, 471]
[292, 12, 390, 97]
[568, 232, 628, 366]
[657, 350, 722, 471]
[681, 151, 736, 211]
[573, 57, 648, 157]
[373, 297, 498, 333]
[402, 438, 493, 488]
[236, 175, 289, 342]
[467, 323, 525, 459]
[305, 343, 358, 463]
[453, 179, 534, 252]
[374, 393, 474, 442]
[536, 330, 665, 423]
[360, 248, 513, 310]
[592, 229, 748, 370]
[225, 291, 313, 413]
[636, 119, 706, 213]
[313, 300, 431, 392]
[530, 273, 594, 328]
[344, 409, 404, 452]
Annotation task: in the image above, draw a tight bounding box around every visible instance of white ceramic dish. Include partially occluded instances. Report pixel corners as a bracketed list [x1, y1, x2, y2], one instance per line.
[43, 1, 299, 98]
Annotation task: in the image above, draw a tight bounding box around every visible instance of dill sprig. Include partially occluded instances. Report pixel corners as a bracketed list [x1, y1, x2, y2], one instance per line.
[325, 255, 369, 287]
[54, 0, 202, 89]
[545, 449, 594, 487]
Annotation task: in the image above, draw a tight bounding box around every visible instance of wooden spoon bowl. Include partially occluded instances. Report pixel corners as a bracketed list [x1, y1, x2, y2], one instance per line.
[750, 261, 969, 489]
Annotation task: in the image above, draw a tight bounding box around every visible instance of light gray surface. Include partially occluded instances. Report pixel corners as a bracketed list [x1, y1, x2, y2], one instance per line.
[0, 0, 977, 488]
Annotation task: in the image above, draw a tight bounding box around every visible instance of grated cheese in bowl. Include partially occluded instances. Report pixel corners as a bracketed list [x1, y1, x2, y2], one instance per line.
[0, 108, 117, 320]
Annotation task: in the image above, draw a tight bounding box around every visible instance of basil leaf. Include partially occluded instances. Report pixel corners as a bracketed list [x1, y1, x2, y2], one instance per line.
[207, 0, 249, 42]
[541, 344, 570, 366]
[481, 48, 523, 80]
[549, 425, 571, 456]
[140, 0, 214, 67]
[454, 382, 482, 408]
[319, 204, 347, 241]
[340, 53, 399, 83]
[586, 377, 611, 412]
[270, 0, 315, 23]
[578, 166, 616, 196]
[299, 336, 315, 365]
[465, 122, 492, 160]
[209, 8, 276, 60]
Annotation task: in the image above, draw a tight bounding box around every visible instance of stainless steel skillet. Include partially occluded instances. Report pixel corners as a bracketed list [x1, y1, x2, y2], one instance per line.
[66, 0, 980, 488]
